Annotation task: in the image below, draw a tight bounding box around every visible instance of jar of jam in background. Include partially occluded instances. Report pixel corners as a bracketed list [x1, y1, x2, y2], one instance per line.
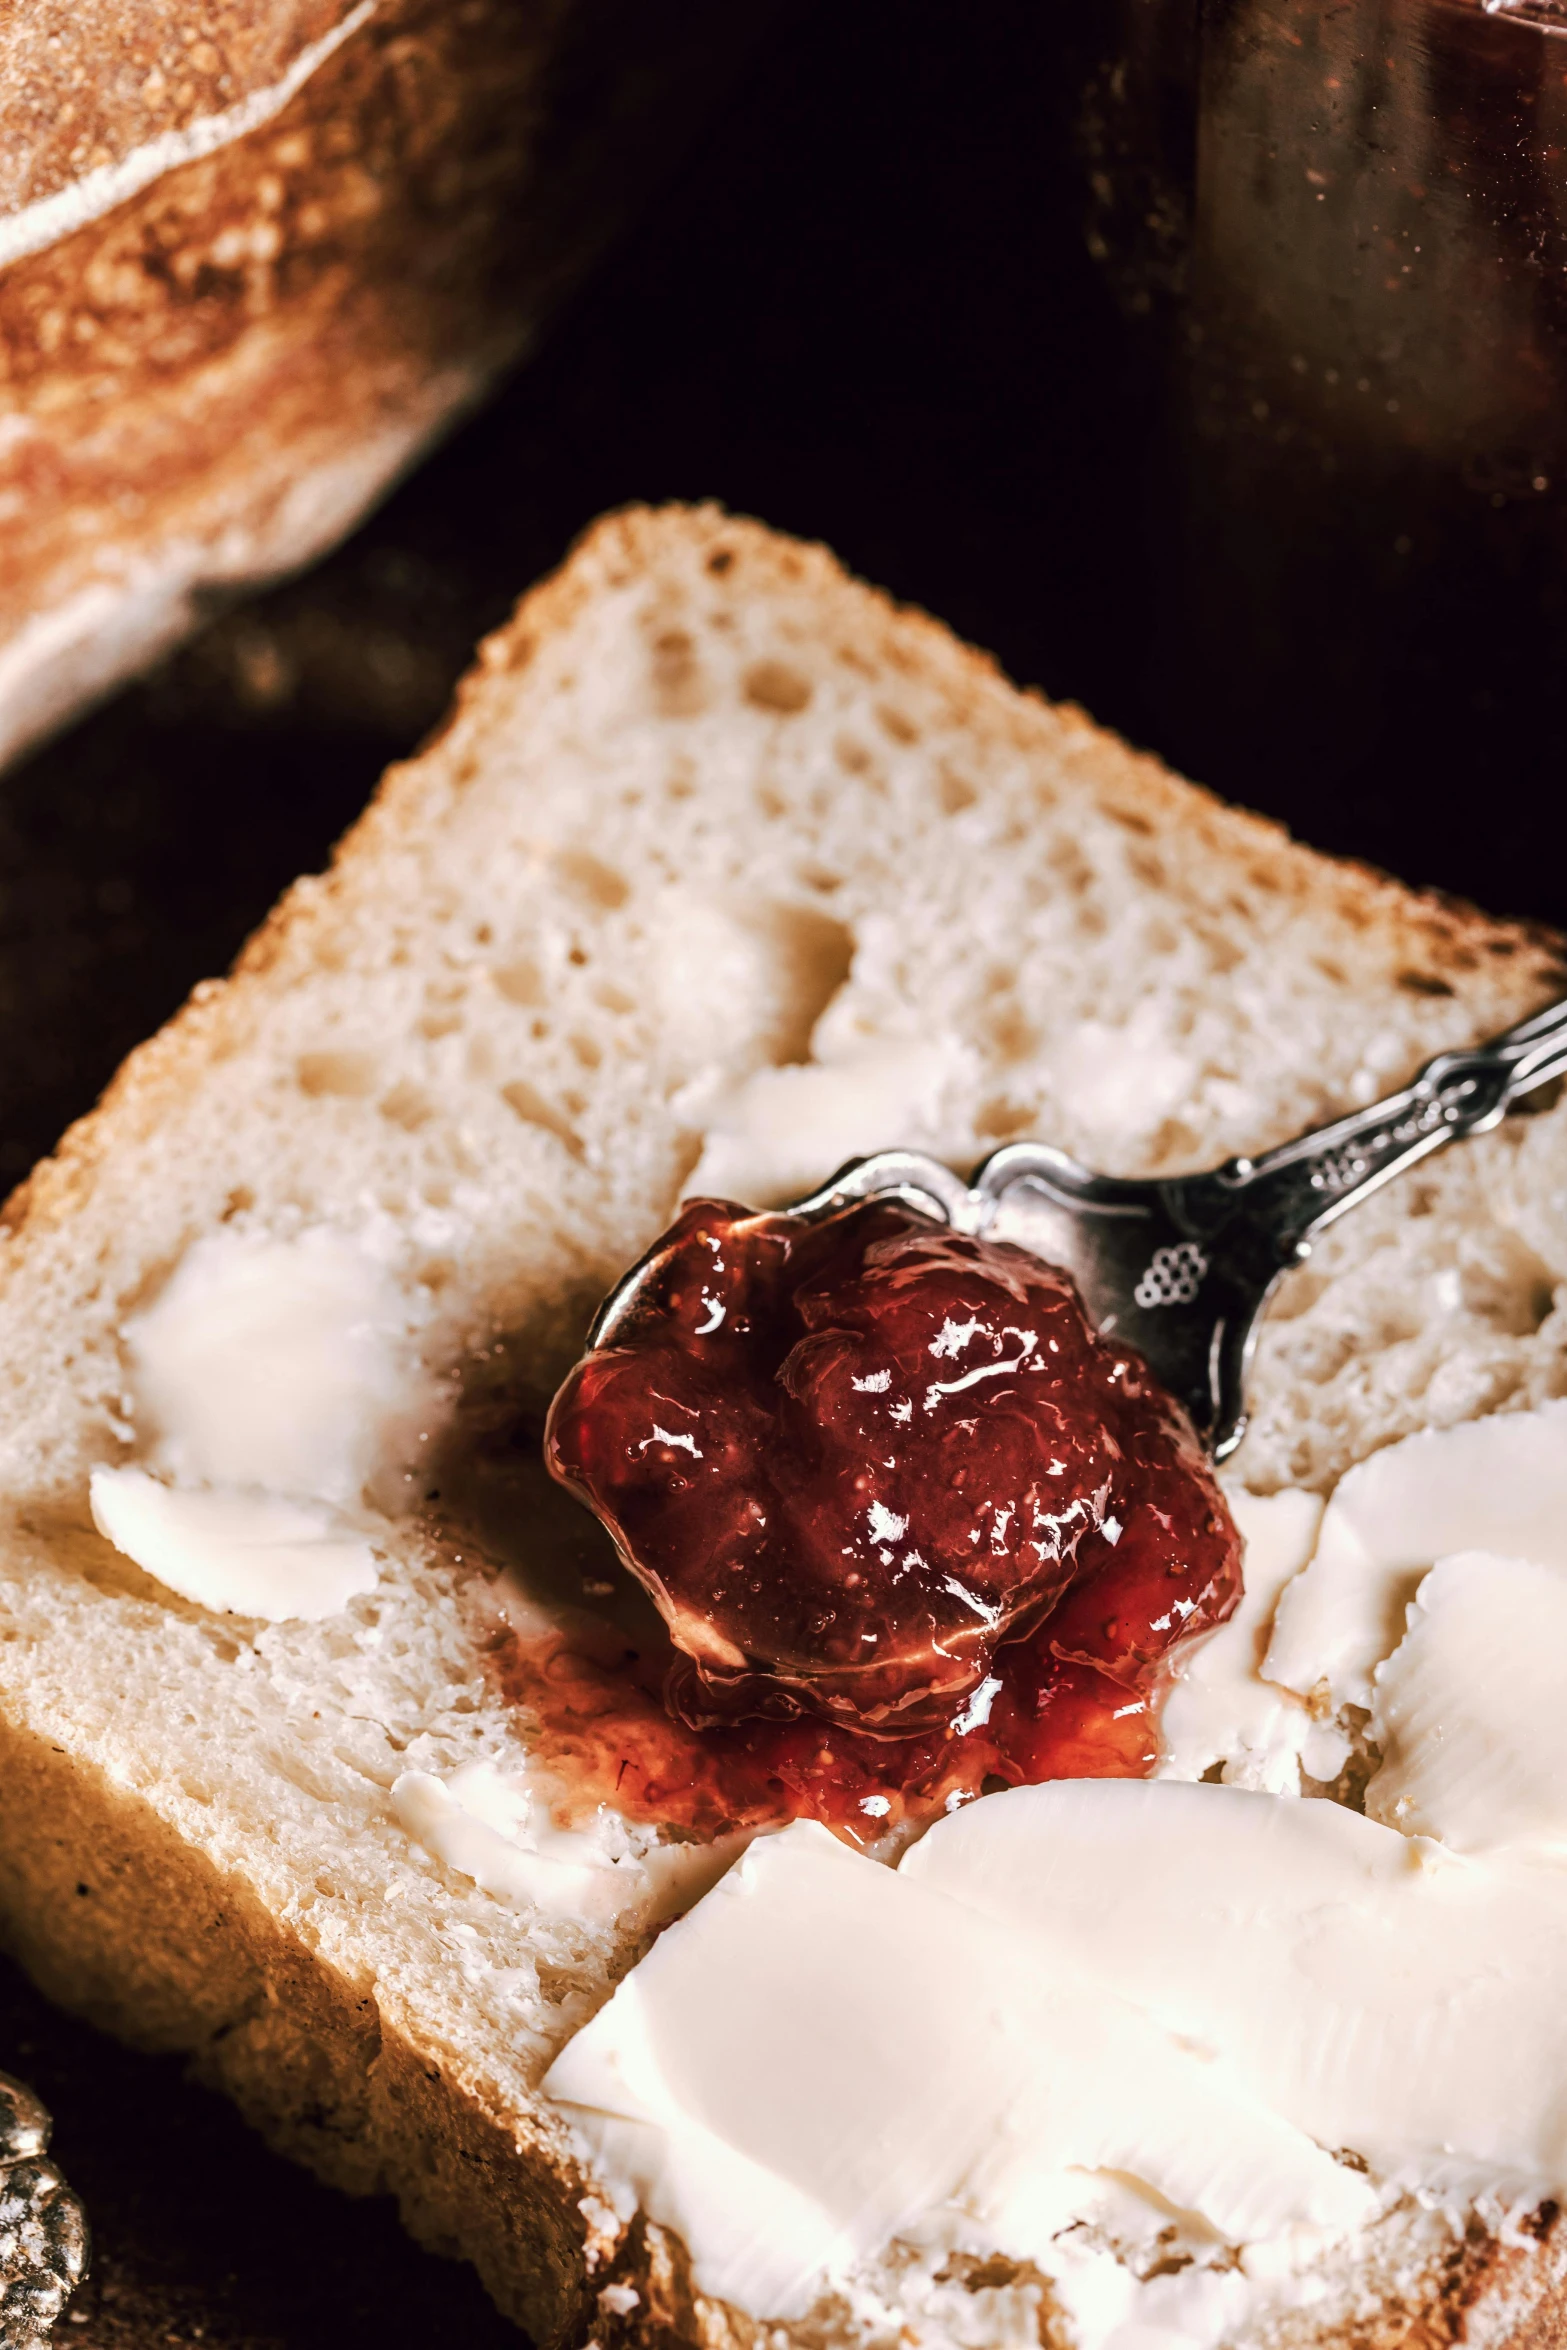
[1082, 0, 1567, 913]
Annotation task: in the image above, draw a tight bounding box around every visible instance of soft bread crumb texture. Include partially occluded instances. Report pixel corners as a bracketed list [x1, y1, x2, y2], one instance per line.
[0, 505, 1566, 2347]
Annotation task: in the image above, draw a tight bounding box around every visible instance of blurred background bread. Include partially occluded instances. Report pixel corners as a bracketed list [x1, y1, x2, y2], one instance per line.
[0, 0, 767, 772]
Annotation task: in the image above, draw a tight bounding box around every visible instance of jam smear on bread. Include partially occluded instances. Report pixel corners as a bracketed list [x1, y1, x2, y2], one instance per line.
[527, 1197, 1239, 1844]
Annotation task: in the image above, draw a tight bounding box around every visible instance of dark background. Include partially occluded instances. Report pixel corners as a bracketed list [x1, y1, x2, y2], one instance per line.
[2, 0, 1561, 2340]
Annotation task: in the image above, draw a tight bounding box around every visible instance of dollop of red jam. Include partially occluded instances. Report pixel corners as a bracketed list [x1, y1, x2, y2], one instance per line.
[532, 1196, 1240, 1844]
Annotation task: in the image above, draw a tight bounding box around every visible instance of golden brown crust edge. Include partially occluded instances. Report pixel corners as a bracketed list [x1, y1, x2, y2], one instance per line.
[0, 1710, 600, 2344]
[0, 0, 354, 223]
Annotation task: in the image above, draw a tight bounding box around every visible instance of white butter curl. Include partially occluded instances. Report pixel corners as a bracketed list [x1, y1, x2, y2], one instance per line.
[1366, 1549, 1567, 1855]
[1156, 1487, 1323, 1793]
[1265, 1400, 1567, 1709]
[93, 1223, 438, 1621]
[393, 1761, 749, 1929]
[90, 1466, 379, 1621]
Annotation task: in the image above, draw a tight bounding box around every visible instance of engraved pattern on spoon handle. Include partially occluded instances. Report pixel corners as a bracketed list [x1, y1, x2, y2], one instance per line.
[1220, 991, 1567, 1266]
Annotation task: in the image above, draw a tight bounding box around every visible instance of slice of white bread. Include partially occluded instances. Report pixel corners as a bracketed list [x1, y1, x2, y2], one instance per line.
[1, 503, 1566, 2348]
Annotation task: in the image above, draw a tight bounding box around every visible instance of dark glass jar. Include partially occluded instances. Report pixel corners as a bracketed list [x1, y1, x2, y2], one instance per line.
[1084, 0, 1567, 918]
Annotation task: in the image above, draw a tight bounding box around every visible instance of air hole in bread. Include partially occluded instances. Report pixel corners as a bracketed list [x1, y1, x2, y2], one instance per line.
[380, 1081, 434, 1132]
[297, 1049, 378, 1098]
[1265, 1267, 1327, 1322]
[757, 786, 786, 820]
[834, 734, 874, 776]
[985, 1002, 1039, 1061]
[976, 1095, 1035, 1142]
[593, 981, 635, 1016]
[938, 2253, 1032, 2294]
[501, 1081, 583, 1159]
[876, 703, 919, 745]
[755, 907, 856, 1065]
[492, 956, 544, 1007]
[743, 659, 813, 715]
[221, 1187, 254, 1222]
[938, 770, 978, 815]
[667, 1132, 706, 1197]
[1293, 1325, 1358, 1386]
[1459, 1229, 1558, 1334]
[648, 627, 708, 718]
[1397, 969, 1456, 998]
[553, 851, 628, 912]
[569, 1034, 603, 1071]
[1107, 804, 1155, 837]
[1149, 1116, 1203, 1168]
[706, 547, 735, 575]
[800, 865, 843, 896]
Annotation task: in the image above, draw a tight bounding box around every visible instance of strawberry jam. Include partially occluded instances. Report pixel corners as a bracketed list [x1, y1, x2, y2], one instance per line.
[534, 1196, 1240, 1844]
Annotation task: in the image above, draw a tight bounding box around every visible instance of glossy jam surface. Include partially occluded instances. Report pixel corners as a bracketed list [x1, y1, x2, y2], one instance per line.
[534, 1196, 1240, 1841]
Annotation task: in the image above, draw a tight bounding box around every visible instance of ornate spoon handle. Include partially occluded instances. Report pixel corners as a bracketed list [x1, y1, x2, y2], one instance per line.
[1208, 994, 1567, 1270]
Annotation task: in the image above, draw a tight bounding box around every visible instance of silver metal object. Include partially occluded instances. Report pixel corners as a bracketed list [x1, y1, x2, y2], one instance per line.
[0, 2071, 88, 2347]
[599, 993, 1567, 1460]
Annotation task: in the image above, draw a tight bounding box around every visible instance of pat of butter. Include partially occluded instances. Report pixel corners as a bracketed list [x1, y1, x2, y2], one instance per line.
[1265, 1400, 1567, 1709]
[906, 1780, 1567, 2202]
[681, 1036, 976, 1207]
[94, 1224, 439, 1622]
[125, 1224, 432, 1504]
[1366, 1549, 1567, 1855]
[89, 1466, 379, 1620]
[547, 1810, 1376, 2321]
[1156, 1487, 1323, 1793]
[1044, 998, 1197, 1155]
[393, 1762, 748, 1928]
[552, 1776, 1567, 2323]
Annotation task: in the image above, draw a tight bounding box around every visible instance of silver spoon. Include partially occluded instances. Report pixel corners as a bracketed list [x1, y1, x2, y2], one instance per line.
[596, 992, 1567, 1460]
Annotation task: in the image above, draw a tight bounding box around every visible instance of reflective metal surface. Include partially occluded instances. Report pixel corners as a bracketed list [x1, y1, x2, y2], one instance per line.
[0, 2073, 86, 2347]
[599, 994, 1567, 1461]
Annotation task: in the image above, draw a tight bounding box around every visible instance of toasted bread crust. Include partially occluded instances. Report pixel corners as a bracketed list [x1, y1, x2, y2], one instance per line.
[0, 1704, 597, 2341]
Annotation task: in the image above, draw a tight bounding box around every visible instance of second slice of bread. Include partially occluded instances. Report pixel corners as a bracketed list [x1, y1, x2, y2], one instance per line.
[0, 505, 1564, 2347]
